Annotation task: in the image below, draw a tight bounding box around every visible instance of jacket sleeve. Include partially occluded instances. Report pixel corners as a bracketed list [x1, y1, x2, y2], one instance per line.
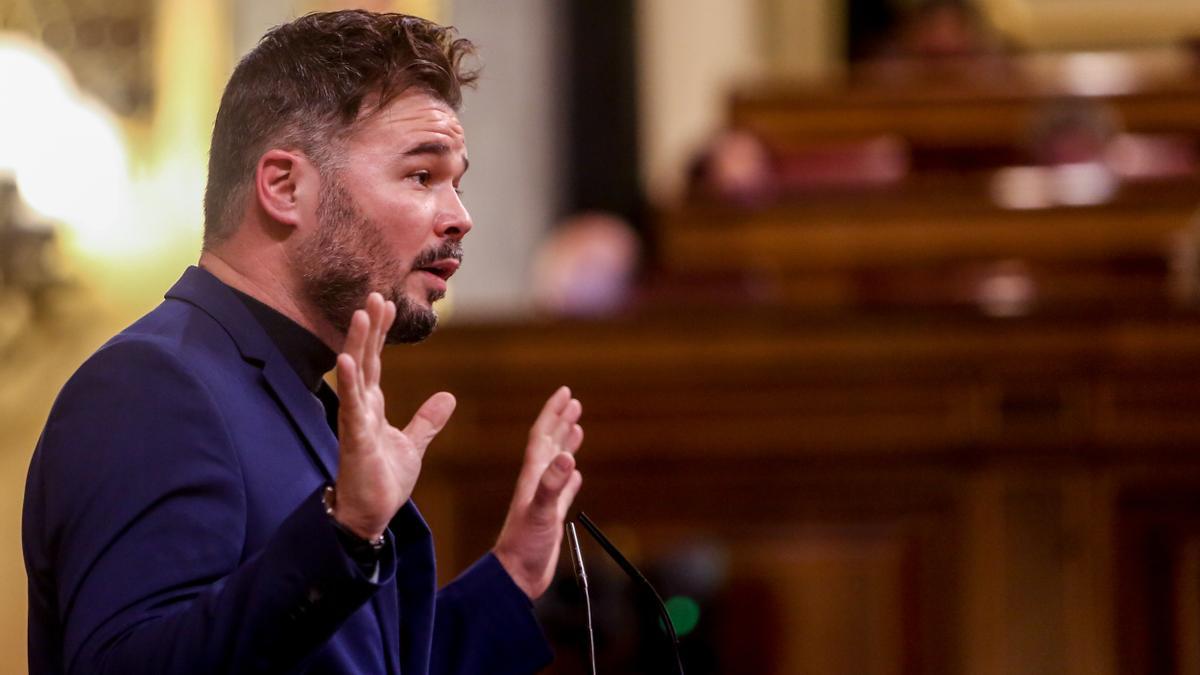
[429, 553, 554, 675]
[23, 338, 395, 675]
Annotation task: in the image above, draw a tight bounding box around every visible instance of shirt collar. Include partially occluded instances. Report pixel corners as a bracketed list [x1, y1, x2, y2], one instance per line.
[228, 287, 337, 393]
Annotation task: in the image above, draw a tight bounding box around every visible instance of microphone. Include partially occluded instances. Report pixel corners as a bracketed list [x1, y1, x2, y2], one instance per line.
[575, 512, 686, 675]
[565, 522, 597, 675]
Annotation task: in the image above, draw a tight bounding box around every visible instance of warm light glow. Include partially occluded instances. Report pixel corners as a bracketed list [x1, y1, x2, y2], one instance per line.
[0, 36, 73, 141]
[0, 33, 136, 257]
[147, 0, 231, 244]
[989, 163, 1116, 210]
[17, 99, 132, 252]
[1061, 52, 1137, 96]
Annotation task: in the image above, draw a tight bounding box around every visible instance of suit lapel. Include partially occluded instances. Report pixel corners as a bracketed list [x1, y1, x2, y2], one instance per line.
[164, 266, 340, 481]
[261, 358, 341, 480]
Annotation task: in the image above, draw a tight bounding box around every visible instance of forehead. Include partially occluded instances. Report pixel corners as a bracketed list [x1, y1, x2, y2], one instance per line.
[346, 89, 467, 155]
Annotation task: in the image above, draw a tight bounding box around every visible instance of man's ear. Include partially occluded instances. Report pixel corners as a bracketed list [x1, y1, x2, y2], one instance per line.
[254, 149, 318, 230]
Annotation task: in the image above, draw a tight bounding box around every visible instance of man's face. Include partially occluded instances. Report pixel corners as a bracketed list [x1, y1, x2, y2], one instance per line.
[295, 90, 471, 343]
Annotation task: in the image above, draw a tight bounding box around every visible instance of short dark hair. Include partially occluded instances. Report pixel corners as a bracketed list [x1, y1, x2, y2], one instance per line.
[202, 10, 478, 247]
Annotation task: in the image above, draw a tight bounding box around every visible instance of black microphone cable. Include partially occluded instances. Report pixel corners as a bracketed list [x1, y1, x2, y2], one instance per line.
[576, 512, 686, 675]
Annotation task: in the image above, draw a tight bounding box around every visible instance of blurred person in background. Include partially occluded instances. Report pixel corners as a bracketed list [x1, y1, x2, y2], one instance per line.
[856, 0, 1011, 85]
[23, 10, 584, 675]
[896, 0, 996, 60]
[531, 211, 641, 318]
[686, 128, 778, 206]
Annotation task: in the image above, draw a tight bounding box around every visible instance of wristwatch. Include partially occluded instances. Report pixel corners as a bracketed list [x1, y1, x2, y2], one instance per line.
[323, 484, 386, 568]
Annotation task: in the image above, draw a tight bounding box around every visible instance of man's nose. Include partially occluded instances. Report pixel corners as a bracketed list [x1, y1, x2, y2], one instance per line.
[436, 189, 472, 240]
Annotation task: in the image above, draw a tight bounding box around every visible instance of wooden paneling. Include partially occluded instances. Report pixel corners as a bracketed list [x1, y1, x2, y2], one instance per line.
[732, 83, 1200, 150]
[386, 309, 1200, 674]
[657, 176, 1198, 314]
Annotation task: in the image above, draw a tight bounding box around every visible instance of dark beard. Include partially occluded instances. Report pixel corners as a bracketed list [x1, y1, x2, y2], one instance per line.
[296, 175, 444, 344]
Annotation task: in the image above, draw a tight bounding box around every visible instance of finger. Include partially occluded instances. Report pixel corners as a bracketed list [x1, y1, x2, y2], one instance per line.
[557, 470, 583, 516]
[529, 386, 571, 440]
[343, 307, 367, 360]
[531, 452, 575, 512]
[343, 309, 370, 391]
[514, 434, 553, 499]
[372, 299, 396, 384]
[547, 398, 582, 451]
[363, 294, 384, 386]
[368, 293, 388, 352]
[563, 424, 584, 455]
[402, 391, 457, 450]
[336, 353, 362, 410]
[530, 398, 579, 465]
[382, 300, 396, 343]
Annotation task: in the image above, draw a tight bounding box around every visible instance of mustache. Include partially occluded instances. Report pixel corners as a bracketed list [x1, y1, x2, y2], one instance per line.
[410, 241, 464, 271]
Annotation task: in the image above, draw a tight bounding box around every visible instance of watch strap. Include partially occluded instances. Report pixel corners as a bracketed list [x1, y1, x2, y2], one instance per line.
[322, 485, 385, 570]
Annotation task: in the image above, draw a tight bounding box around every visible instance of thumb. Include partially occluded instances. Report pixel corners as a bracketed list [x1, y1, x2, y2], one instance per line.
[403, 392, 457, 449]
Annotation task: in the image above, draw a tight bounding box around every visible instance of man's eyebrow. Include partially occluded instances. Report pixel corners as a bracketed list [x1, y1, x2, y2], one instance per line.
[402, 142, 469, 172]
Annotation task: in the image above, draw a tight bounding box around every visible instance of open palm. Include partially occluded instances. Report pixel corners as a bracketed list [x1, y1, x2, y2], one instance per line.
[332, 292, 456, 540]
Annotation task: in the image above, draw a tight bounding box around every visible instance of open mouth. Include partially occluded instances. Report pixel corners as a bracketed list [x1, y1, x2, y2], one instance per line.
[415, 259, 460, 281]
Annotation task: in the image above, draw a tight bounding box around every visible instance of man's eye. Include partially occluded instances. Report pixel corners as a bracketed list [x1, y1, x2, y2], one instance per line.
[410, 171, 431, 186]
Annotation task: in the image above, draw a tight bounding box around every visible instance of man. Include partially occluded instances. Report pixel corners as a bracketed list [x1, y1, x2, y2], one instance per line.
[23, 10, 584, 674]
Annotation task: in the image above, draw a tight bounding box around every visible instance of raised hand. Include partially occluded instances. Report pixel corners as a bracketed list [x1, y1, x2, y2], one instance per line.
[493, 386, 584, 599]
[332, 292, 456, 541]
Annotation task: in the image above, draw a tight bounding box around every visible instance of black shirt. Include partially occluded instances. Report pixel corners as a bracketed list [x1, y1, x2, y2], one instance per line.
[230, 288, 337, 393]
[229, 288, 340, 435]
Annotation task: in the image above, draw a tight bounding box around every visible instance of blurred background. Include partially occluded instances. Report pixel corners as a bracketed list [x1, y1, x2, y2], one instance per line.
[4, 0, 1200, 673]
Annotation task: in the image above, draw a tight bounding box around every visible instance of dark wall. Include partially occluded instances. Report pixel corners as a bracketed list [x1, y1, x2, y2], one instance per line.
[563, 1, 646, 234]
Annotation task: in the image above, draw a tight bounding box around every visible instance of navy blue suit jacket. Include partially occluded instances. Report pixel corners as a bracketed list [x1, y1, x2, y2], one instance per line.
[23, 266, 553, 674]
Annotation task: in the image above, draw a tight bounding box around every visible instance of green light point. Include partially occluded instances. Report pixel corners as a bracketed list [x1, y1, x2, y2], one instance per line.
[664, 595, 701, 637]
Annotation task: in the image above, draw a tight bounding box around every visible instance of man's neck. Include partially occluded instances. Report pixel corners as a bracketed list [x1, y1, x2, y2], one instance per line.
[198, 249, 346, 352]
